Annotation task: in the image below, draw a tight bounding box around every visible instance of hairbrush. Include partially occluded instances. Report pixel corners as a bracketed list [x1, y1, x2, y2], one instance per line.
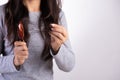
[17, 21, 24, 41]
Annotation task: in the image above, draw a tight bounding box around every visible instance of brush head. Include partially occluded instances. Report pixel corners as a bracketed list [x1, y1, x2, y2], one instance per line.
[18, 21, 24, 41]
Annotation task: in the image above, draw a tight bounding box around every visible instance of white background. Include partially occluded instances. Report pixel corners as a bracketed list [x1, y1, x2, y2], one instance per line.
[0, 0, 120, 80]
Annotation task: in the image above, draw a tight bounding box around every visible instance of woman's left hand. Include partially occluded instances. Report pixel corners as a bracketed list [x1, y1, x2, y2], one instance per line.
[49, 24, 68, 54]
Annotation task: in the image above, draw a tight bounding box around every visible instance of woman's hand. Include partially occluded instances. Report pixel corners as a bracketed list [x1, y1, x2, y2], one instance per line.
[13, 41, 29, 67]
[49, 24, 68, 55]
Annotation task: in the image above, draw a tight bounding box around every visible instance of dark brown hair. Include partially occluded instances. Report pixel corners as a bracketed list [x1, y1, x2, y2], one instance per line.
[4, 0, 61, 60]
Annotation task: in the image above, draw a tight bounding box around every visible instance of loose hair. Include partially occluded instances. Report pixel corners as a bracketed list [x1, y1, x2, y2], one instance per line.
[4, 0, 61, 60]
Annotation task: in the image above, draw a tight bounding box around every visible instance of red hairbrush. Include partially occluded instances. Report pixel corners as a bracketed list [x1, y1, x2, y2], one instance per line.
[18, 21, 24, 41]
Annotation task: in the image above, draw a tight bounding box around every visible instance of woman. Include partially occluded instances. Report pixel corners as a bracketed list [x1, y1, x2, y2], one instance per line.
[0, 0, 75, 80]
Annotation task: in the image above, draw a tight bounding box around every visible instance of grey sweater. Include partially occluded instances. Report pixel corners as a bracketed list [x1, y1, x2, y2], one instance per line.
[0, 5, 75, 80]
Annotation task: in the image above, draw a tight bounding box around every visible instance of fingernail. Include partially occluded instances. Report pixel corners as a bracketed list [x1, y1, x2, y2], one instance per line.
[51, 28, 54, 31]
[51, 24, 55, 27]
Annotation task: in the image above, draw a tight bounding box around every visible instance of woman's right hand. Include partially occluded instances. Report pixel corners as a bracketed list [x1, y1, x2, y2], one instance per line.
[13, 41, 29, 67]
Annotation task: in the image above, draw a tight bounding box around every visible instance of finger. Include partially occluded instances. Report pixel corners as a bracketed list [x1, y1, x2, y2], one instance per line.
[17, 58, 25, 65]
[17, 55, 28, 60]
[18, 51, 28, 56]
[14, 41, 26, 47]
[51, 24, 66, 36]
[50, 31, 64, 41]
[14, 46, 28, 55]
[50, 34, 55, 42]
[50, 33, 63, 44]
[15, 46, 28, 51]
[51, 24, 59, 27]
[16, 59, 24, 65]
[50, 33, 58, 41]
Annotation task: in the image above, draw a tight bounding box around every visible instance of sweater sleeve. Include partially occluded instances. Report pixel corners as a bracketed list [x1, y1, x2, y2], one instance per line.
[50, 11, 75, 72]
[0, 5, 19, 74]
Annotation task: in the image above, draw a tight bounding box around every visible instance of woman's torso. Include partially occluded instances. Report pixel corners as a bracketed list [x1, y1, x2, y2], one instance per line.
[0, 6, 53, 80]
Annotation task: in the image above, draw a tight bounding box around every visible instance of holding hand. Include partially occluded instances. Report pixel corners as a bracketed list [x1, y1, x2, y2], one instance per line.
[13, 41, 29, 67]
[49, 24, 68, 54]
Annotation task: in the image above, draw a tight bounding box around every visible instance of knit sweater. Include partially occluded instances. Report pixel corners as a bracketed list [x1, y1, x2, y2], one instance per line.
[0, 5, 75, 80]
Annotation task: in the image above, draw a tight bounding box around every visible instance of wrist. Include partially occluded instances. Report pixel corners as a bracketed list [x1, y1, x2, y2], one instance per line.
[51, 47, 60, 55]
[13, 57, 20, 70]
